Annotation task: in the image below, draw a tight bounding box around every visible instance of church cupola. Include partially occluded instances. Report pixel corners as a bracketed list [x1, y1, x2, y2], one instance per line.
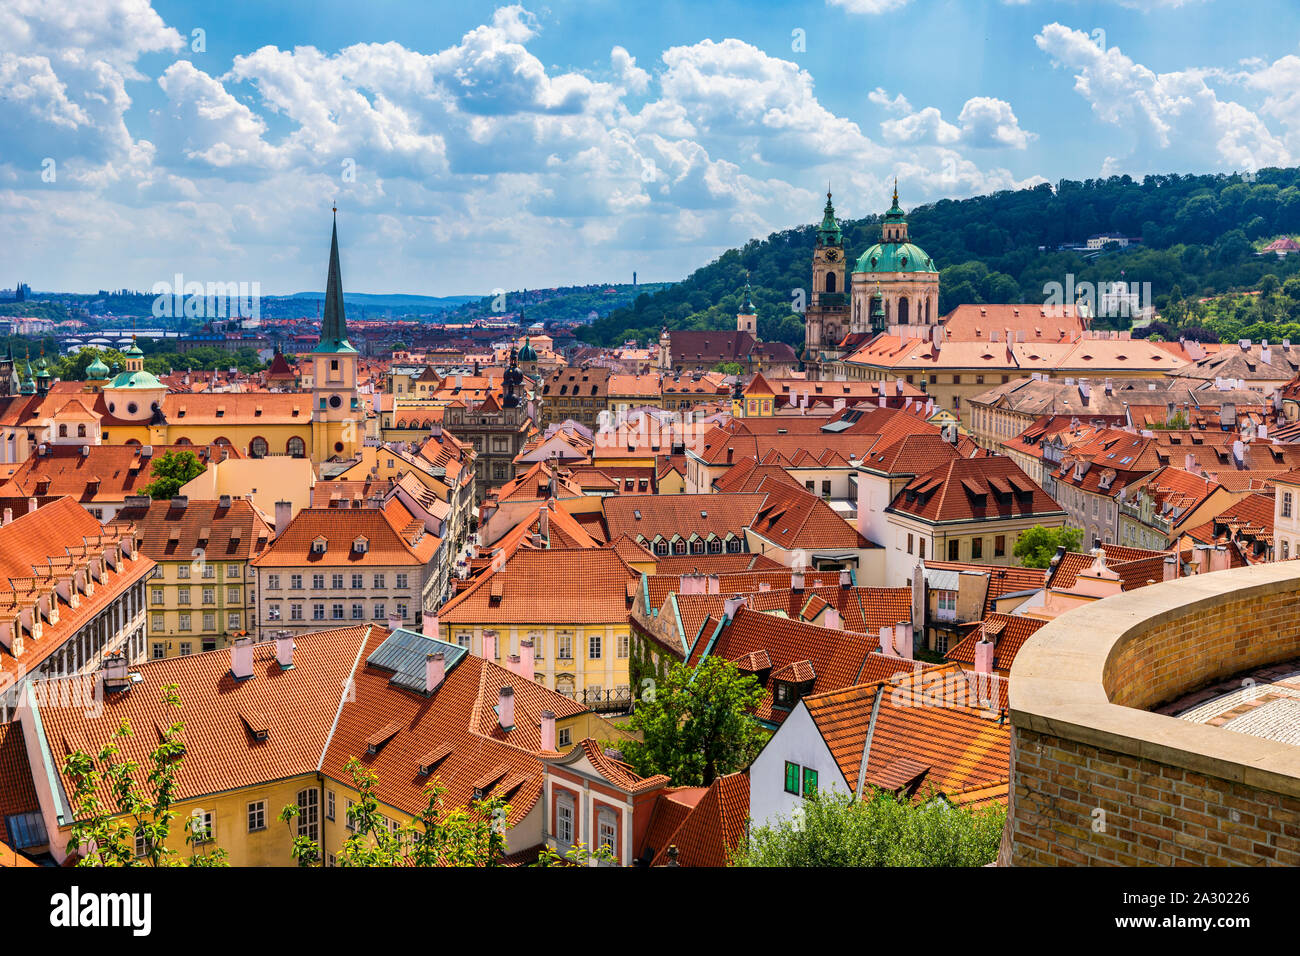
[881, 179, 909, 244]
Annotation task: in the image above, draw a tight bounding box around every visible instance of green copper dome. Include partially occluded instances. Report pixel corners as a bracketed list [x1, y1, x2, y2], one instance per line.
[107, 369, 164, 390]
[86, 354, 110, 378]
[517, 337, 538, 362]
[854, 183, 936, 275]
[123, 339, 144, 357]
[854, 241, 936, 274]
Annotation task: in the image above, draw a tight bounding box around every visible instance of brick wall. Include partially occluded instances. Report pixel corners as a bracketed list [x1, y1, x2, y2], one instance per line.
[1006, 728, 1300, 866]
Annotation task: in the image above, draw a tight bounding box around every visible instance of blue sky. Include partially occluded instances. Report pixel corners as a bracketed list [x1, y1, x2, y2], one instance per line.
[1, 0, 1296, 297]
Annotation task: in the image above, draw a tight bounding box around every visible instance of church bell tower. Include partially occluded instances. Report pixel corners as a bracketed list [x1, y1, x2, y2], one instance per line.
[311, 208, 362, 463]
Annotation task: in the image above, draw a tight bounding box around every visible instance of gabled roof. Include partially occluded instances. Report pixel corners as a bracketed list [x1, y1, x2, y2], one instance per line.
[646, 772, 750, 867]
[438, 548, 637, 625]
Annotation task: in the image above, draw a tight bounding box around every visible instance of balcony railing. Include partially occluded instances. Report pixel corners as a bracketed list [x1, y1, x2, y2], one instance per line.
[559, 686, 634, 714]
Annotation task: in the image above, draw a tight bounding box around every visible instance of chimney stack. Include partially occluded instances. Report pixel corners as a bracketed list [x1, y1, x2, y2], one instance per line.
[498, 685, 515, 730]
[482, 632, 497, 661]
[425, 652, 445, 693]
[540, 710, 556, 751]
[507, 653, 522, 674]
[275, 632, 294, 669]
[878, 625, 896, 657]
[895, 621, 914, 660]
[274, 500, 292, 534]
[1, 509, 10, 526]
[974, 637, 995, 675]
[1210, 545, 1230, 572]
[1163, 555, 1178, 582]
[231, 636, 254, 680]
[520, 639, 535, 679]
[839, 569, 851, 588]
[101, 652, 130, 693]
[427, 614, 440, 643]
[791, 569, 805, 592]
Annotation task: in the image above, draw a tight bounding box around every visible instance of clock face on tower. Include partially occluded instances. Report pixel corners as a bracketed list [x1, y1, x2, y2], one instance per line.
[824, 249, 840, 262]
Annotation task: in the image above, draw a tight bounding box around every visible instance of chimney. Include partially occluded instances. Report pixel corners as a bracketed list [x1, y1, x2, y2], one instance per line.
[1195, 546, 1211, 574]
[824, 607, 842, 630]
[219, 494, 232, 509]
[1232, 440, 1245, 466]
[274, 500, 292, 534]
[507, 653, 522, 674]
[1162, 555, 1178, 582]
[1259, 424, 1268, 441]
[791, 570, 805, 592]
[231, 636, 254, 680]
[540, 710, 556, 751]
[1210, 546, 1230, 572]
[520, 639, 535, 679]
[839, 569, 851, 588]
[275, 632, 294, 669]
[425, 652, 445, 693]
[427, 614, 440, 643]
[878, 625, 896, 657]
[974, 637, 995, 674]
[482, 632, 497, 660]
[387, 613, 403, 634]
[895, 621, 914, 660]
[723, 594, 748, 619]
[100, 652, 130, 693]
[498, 685, 515, 730]
[1, 509, 10, 526]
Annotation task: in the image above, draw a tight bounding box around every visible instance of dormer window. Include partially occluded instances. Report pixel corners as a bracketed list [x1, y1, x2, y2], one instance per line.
[312, 537, 328, 554]
[353, 536, 368, 554]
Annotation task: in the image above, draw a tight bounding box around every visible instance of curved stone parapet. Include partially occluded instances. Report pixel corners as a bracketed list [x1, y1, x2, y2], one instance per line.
[1004, 563, 1300, 866]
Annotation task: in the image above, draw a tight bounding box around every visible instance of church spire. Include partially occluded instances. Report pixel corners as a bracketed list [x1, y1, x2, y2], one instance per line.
[818, 190, 842, 247]
[315, 206, 356, 354]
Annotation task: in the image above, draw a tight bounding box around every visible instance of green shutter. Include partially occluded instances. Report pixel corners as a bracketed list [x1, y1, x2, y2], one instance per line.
[784, 761, 800, 794]
[803, 767, 819, 797]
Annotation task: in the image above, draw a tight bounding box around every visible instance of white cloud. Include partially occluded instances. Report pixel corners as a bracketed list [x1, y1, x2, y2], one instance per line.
[1036, 22, 1290, 172]
[877, 92, 1034, 150]
[826, 0, 912, 14]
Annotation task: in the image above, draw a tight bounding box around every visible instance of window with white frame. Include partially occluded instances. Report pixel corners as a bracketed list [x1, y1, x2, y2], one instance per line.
[555, 792, 574, 845]
[247, 800, 266, 832]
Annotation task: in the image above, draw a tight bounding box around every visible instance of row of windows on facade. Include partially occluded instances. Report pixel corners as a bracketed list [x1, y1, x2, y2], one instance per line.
[266, 602, 409, 622]
[646, 537, 744, 556]
[151, 610, 241, 634]
[904, 533, 1009, 561]
[151, 587, 242, 605]
[266, 572, 410, 590]
[455, 631, 630, 660]
[153, 564, 246, 580]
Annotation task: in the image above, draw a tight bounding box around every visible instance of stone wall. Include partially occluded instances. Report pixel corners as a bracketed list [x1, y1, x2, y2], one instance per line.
[1005, 562, 1300, 866]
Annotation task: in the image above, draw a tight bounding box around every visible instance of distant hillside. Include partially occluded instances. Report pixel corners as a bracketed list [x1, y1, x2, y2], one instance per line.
[581, 168, 1300, 351]
[439, 282, 671, 326]
[270, 292, 478, 310]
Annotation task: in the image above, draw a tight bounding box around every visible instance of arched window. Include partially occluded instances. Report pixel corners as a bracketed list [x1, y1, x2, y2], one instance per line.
[898, 297, 910, 325]
[249, 436, 269, 459]
[175, 437, 192, 446]
[287, 436, 306, 458]
[58, 425, 67, 437]
[825, 272, 837, 293]
[77, 424, 87, 438]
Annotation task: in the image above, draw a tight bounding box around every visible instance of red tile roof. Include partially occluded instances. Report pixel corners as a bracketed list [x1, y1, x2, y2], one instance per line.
[647, 772, 750, 867]
[438, 548, 637, 625]
[889, 457, 1063, 524]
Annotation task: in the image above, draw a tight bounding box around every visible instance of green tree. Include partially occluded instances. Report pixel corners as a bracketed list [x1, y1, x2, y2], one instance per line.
[280, 757, 508, 867]
[618, 656, 765, 786]
[62, 686, 229, 867]
[141, 450, 205, 499]
[731, 789, 1005, 867]
[1012, 524, 1084, 568]
[713, 361, 745, 376]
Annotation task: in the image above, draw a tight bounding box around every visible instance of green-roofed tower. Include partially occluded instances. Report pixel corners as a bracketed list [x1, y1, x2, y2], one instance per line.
[310, 207, 362, 465]
[314, 208, 357, 355]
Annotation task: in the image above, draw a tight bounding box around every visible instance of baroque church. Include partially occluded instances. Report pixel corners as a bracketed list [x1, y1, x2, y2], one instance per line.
[803, 184, 940, 380]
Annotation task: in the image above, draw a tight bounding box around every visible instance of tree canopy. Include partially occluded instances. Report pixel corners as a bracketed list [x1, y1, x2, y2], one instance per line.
[142, 450, 205, 500]
[1013, 524, 1085, 568]
[617, 656, 766, 786]
[731, 789, 1005, 867]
